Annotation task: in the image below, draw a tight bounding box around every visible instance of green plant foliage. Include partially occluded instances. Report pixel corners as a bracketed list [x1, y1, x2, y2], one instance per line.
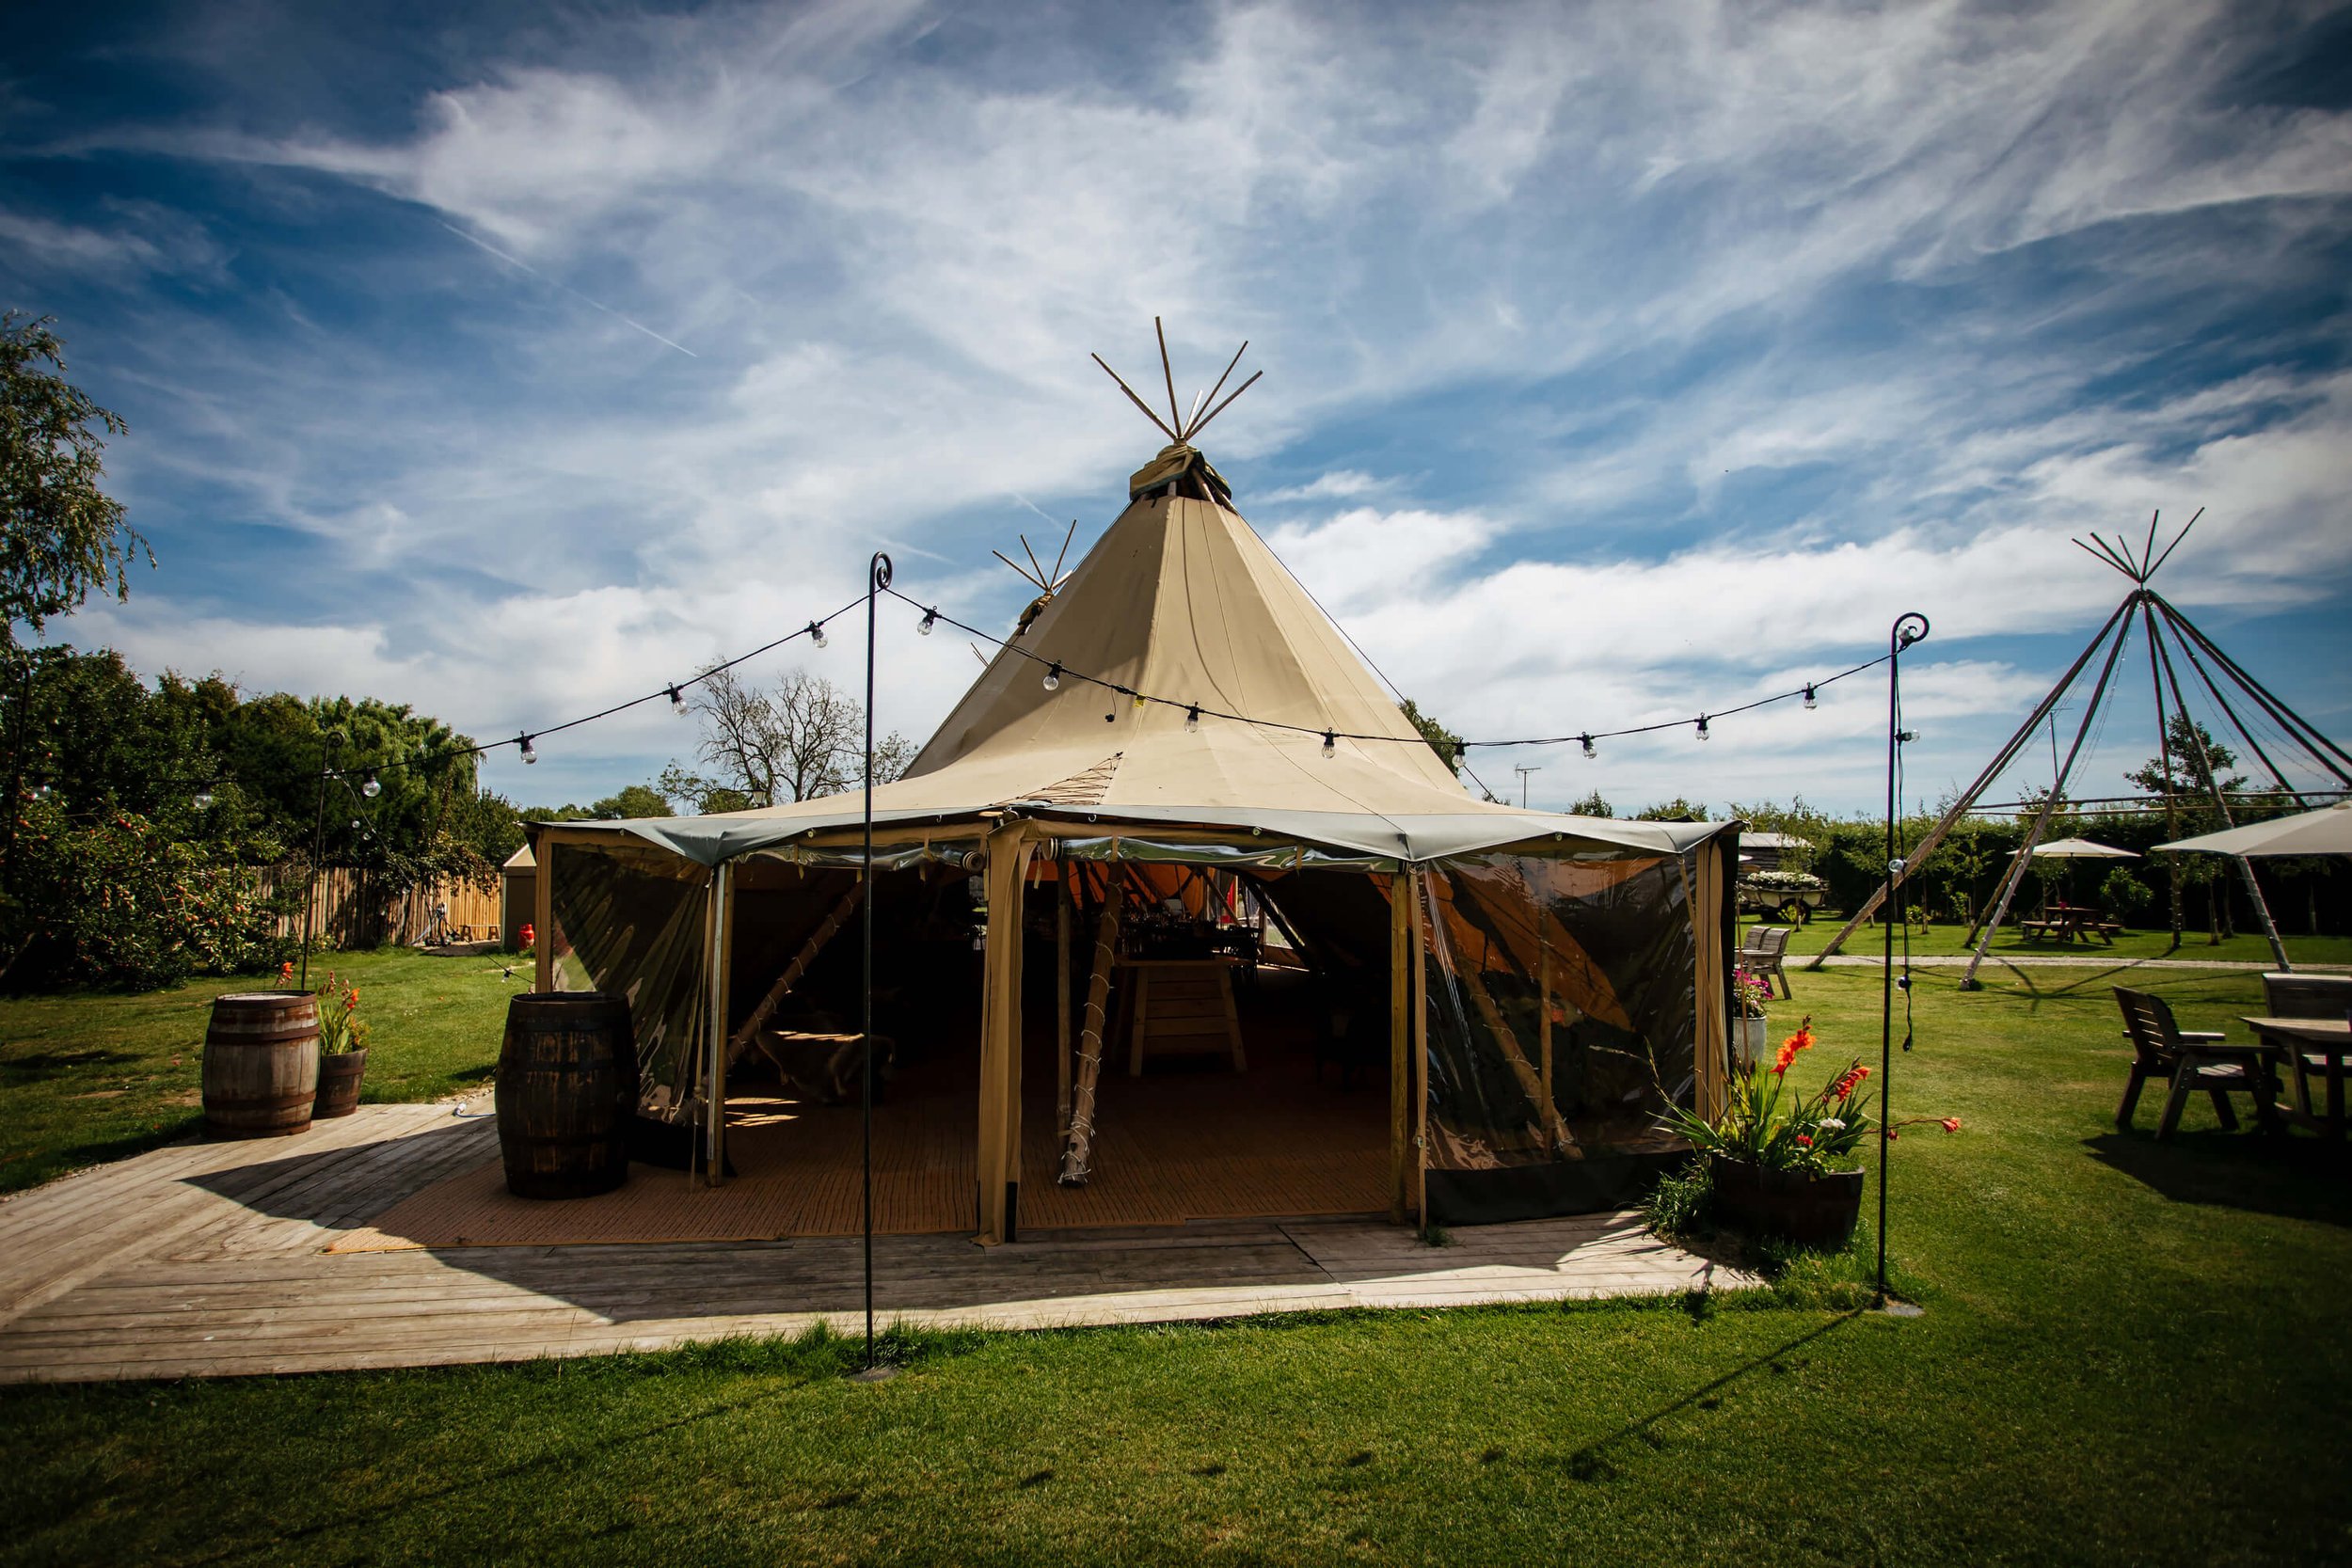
[1641, 1156, 1712, 1237]
[2099, 866, 2153, 917]
[1397, 698, 1462, 775]
[0, 313, 149, 652]
[8, 795, 291, 990]
[1660, 1019, 1879, 1176]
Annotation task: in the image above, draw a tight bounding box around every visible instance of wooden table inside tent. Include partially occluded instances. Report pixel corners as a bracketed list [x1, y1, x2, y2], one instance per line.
[1118, 957, 1248, 1075]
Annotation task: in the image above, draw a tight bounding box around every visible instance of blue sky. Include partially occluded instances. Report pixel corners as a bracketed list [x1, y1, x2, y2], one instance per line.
[6, 0, 2349, 817]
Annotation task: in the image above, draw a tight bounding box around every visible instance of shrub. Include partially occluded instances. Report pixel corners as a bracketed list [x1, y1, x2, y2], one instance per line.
[6, 797, 294, 990]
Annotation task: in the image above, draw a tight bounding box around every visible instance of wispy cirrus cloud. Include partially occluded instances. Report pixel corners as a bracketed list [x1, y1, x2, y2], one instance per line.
[6, 0, 2347, 812]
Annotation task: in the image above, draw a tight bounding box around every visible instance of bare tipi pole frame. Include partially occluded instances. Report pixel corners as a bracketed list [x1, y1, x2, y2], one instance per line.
[1092, 319, 1262, 448]
[1808, 512, 2347, 982]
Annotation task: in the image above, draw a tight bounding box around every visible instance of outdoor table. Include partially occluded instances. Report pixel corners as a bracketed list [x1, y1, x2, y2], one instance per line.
[2241, 1016, 2352, 1140]
[2025, 903, 2113, 945]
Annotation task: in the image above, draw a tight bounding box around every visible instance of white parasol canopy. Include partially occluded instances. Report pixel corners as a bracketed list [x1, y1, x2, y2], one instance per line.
[2154, 800, 2352, 858]
[2010, 837, 2138, 859]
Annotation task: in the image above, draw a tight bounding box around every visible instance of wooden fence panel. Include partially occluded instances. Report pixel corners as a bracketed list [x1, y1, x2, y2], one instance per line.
[256, 865, 501, 949]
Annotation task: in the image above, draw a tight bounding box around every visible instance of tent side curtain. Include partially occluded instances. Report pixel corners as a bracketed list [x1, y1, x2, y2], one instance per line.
[1417, 848, 1702, 1226]
[547, 837, 713, 1126]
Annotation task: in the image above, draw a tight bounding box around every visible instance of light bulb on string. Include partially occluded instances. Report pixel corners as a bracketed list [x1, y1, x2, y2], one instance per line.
[669, 685, 689, 716]
[1321, 730, 1337, 758]
[361, 771, 382, 799]
[1696, 715, 1711, 741]
[1580, 734, 1596, 760]
[1042, 663, 1062, 691]
[918, 608, 938, 637]
[1184, 705, 1200, 732]
[519, 733, 537, 765]
[1803, 683, 1818, 711]
[193, 788, 215, 811]
[807, 620, 828, 648]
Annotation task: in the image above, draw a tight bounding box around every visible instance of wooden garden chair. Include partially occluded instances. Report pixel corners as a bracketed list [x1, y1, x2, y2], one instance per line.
[1737, 926, 1793, 1000]
[2111, 986, 2280, 1139]
[2261, 973, 2352, 1021]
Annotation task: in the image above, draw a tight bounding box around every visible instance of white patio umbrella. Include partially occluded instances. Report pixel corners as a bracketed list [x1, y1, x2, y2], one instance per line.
[2010, 837, 2139, 859]
[2154, 800, 2352, 858]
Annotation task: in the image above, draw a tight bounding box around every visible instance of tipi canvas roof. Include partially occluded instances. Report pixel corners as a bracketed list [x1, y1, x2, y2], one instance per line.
[563, 446, 1725, 866]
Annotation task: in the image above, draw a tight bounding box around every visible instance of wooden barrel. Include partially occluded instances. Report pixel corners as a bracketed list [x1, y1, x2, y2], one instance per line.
[203, 992, 321, 1139]
[496, 992, 639, 1199]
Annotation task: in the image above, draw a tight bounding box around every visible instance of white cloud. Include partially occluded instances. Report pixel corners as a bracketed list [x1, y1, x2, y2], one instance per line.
[25, 0, 2349, 815]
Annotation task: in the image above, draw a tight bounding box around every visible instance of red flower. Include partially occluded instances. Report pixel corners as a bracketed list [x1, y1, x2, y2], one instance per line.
[1942, 1117, 1962, 1132]
[1885, 1129, 1899, 1142]
[1796, 1133, 1813, 1148]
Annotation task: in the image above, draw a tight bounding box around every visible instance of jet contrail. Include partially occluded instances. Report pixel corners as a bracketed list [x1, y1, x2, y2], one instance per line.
[439, 222, 697, 358]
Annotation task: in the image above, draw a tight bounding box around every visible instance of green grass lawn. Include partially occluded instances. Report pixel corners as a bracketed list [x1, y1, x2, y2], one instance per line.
[1775, 914, 2352, 967]
[4, 964, 2350, 1564]
[0, 948, 525, 1194]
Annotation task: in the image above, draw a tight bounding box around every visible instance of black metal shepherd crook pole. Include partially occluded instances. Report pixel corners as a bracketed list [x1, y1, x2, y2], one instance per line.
[862, 551, 892, 1370]
[1879, 612, 1929, 1307]
[298, 730, 348, 992]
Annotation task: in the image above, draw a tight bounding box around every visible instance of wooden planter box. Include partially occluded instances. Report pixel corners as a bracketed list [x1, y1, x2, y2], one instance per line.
[1710, 1156, 1863, 1249]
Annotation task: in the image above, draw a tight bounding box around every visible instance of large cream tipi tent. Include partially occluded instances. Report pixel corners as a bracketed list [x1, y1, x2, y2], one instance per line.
[532, 438, 1735, 1243]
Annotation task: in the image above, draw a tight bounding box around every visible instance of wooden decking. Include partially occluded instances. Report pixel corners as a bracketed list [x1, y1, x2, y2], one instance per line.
[0, 1105, 1753, 1385]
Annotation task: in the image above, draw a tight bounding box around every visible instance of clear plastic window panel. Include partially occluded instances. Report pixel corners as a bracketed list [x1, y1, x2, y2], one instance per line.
[547, 840, 711, 1123]
[1420, 852, 1698, 1173]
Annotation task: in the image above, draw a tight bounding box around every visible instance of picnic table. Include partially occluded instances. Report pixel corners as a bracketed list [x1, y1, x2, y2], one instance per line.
[2241, 1016, 2352, 1141]
[2020, 902, 2120, 945]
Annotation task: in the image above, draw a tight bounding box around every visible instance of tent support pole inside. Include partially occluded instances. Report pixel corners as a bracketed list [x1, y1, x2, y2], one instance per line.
[1389, 871, 1409, 1223]
[976, 822, 1033, 1243]
[1409, 866, 1428, 1226]
[533, 833, 555, 992]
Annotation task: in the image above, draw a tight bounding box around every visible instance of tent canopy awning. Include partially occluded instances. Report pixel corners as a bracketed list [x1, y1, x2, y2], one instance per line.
[2154, 800, 2352, 858]
[538, 799, 1735, 867]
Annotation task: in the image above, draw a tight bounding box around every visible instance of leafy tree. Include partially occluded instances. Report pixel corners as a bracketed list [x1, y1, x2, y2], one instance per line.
[1566, 790, 1613, 818]
[1, 314, 148, 651]
[591, 784, 673, 820]
[1398, 698, 1463, 776]
[1635, 797, 1710, 821]
[2127, 715, 2246, 801]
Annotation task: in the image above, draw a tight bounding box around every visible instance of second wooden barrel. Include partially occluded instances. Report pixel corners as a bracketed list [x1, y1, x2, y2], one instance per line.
[496, 991, 639, 1199]
[203, 992, 321, 1139]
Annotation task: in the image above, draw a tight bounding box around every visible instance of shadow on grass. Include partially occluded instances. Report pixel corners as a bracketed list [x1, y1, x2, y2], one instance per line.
[157, 1329, 958, 1567]
[1530, 1311, 1862, 1481]
[2083, 1130, 2352, 1227]
[0, 1048, 142, 1080]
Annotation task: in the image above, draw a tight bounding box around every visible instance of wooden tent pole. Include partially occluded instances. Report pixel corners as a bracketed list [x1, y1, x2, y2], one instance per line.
[532, 834, 555, 991]
[1537, 936, 1553, 1137]
[2148, 617, 2292, 969]
[707, 859, 734, 1187]
[2142, 598, 2186, 950]
[976, 823, 1033, 1242]
[725, 880, 866, 1059]
[1058, 886, 1124, 1184]
[1809, 593, 2138, 968]
[2154, 594, 2352, 782]
[1960, 602, 2137, 989]
[1388, 871, 1410, 1222]
[1056, 865, 1073, 1137]
[1409, 867, 1428, 1227]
